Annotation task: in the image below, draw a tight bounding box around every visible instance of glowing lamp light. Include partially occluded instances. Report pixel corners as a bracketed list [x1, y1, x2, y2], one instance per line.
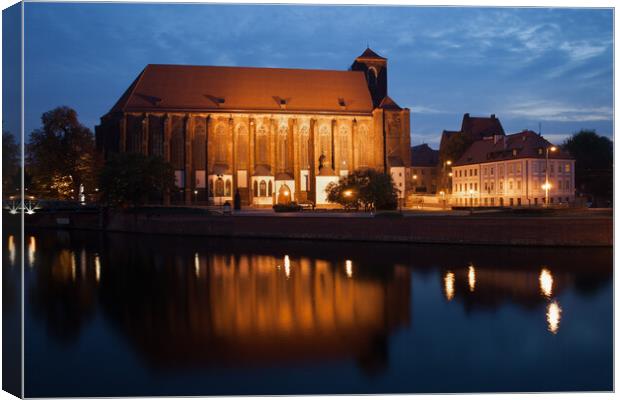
[546, 301, 562, 334]
[448, 172, 453, 177]
[550, 146, 557, 152]
[284, 190, 290, 196]
[541, 183, 551, 191]
[344, 190, 353, 197]
[345, 260, 353, 278]
[446, 160, 452, 166]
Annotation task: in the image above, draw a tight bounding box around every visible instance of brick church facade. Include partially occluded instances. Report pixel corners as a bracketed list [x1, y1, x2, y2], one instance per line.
[95, 48, 411, 206]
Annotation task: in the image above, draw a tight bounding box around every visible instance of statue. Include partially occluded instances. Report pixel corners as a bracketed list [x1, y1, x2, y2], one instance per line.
[318, 153, 326, 171]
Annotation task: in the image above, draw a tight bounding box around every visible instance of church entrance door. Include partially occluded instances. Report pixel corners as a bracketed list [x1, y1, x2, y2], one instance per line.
[277, 184, 292, 205]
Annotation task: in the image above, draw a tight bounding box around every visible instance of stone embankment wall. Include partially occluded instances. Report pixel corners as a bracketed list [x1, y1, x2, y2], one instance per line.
[20, 211, 612, 247]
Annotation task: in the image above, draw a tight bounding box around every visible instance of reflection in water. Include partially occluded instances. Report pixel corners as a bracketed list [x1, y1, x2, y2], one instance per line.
[547, 301, 562, 334]
[8, 235, 16, 267]
[444, 271, 455, 301]
[71, 251, 77, 281]
[540, 268, 553, 298]
[95, 255, 101, 283]
[28, 236, 36, 268]
[284, 254, 291, 278]
[346, 260, 353, 278]
[468, 265, 476, 292]
[21, 231, 613, 395]
[194, 252, 200, 278]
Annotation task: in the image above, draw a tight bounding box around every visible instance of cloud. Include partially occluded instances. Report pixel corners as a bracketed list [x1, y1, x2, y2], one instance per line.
[504, 100, 613, 122]
[559, 40, 609, 62]
[409, 105, 444, 114]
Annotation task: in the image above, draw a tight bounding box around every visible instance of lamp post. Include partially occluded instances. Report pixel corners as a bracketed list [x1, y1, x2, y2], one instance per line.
[439, 190, 446, 210]
[443, 160, 452, 194]
[544, 146, 557, 206]
[468, 189, 475, 214]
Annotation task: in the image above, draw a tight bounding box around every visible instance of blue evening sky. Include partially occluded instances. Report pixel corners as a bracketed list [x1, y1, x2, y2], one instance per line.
[12, 3, 615, 148]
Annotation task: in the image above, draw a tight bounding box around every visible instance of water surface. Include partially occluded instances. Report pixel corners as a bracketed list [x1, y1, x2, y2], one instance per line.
[6, 230, 612, 396]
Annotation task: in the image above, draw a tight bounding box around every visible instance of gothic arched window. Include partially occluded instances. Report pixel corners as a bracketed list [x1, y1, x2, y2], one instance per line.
[299, 126, 309, 168]
[215, 124, 227, 163]
[319, 125, 330, 158]
[256, 126, 268, 165]
[236, 125, 248, 169]
[253, 181, 259, 197]
[268, 181, 273, 197]
[193, 117, 207, 169]
[277, 126, 288, 170]
[259, 180, 266, 197]
[358, 125, 369, 167]
[339, 125, 349, 168]
[170, 116, 185, 169]
[225, 179, 232, 196]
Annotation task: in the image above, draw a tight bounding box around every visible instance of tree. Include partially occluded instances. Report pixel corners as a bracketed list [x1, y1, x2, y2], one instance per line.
[2, 132, 20, 196]
[326, 169, 398, 211]
[99, 153, 175, 208]
[26, 107, 100, 199]
[439, 133, 473, 166]
[562, 130, 612, 206]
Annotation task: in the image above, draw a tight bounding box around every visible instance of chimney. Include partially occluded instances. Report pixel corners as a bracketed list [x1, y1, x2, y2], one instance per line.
[490, 114, 496, 119]
[464, 113, 470, 119]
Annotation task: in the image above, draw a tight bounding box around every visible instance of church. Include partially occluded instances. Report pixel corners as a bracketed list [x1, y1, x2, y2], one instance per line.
[95, 48, 411, 206]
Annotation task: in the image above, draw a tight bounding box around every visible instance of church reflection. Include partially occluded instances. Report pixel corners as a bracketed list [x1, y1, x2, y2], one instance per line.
[94, 246, 411, 374]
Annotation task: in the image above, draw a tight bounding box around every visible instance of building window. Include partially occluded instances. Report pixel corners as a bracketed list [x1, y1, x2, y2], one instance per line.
[253, 181, 258, 197]
[236, 125, 248, 169]
[215, 124, 227, 163]
[517, 180, 521, 190]
[268, 180, 273, 196]
[259, 180, 266, 197]
[256, 126, 268, 165]
[565, 163, 571, 172]
[225, 179, 232, 196]
[490, 167, 494, 175]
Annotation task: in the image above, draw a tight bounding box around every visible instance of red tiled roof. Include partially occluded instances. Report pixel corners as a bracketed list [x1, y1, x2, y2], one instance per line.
[454, 130, 573, 166]
[107, 64, 374, 115]
[411, 144, 439, 167]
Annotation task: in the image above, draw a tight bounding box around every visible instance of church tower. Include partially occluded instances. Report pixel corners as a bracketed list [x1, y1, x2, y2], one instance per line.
[350, 47, 388, 108]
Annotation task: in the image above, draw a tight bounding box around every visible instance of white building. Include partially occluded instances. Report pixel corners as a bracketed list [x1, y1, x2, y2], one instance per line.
[451, 131, 575, 207]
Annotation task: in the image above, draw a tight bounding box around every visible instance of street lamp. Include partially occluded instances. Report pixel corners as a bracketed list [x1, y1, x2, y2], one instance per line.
[544, 146, 557, 206]
[468, 188, 475, 214]
[439, 190, 446, 210]
[443, 160, 452, 194]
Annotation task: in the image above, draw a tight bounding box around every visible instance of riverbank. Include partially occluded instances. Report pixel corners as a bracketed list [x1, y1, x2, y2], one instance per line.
[15, 208, 613, 247]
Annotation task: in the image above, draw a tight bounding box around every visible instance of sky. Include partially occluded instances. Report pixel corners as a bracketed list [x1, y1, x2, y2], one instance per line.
[4, 3, 614, 148]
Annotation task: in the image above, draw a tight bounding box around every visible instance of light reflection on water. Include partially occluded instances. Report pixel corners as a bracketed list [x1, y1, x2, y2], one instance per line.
[444, 271, 455, 301]
[13, 231, 612, 396]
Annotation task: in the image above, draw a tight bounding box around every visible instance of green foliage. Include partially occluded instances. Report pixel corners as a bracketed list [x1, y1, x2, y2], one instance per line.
[26, 107, 101, 199]
[562, 130, 613, 203]
[439, 133, 474, 165]
[326, 169, 398, 211]
[99, 153, 175, 208]
[2, 132, 20, 195]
